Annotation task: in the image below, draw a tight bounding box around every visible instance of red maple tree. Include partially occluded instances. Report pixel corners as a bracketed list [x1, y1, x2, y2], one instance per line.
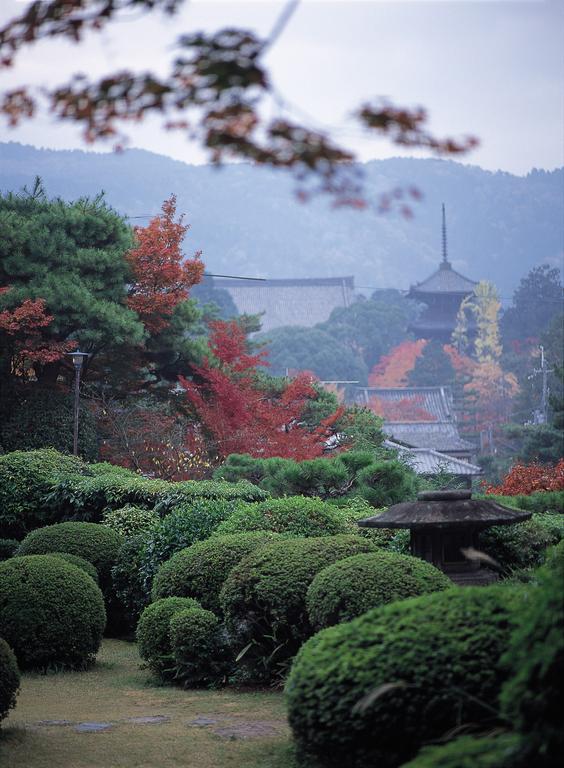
[180, 320, 343, 460]
[0, 290, 76, 375]
[485, 459, 564, 495]
[126, 195, 205, 334]
[368, 340, 428, 387]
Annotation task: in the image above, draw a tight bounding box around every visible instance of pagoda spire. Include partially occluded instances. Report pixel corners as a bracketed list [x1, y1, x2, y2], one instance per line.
[441, 203, 450, 268]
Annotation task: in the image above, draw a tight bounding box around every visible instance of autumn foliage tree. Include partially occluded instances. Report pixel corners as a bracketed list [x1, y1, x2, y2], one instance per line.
[368, 340, 427, 387]
[485, 459, 564, 495]
[180, 320, 343, 461]
[127, 195, 205, 334]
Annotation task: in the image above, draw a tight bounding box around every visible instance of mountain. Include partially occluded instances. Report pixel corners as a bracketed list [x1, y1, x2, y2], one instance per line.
[0, 141, 562, 296]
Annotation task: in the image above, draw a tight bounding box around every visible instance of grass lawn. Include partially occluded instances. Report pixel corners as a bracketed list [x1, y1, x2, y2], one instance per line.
[0, 639, 297, 768]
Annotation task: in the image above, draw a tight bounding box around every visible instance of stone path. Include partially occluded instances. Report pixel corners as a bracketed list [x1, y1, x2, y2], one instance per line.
[31, 712, 286, 740]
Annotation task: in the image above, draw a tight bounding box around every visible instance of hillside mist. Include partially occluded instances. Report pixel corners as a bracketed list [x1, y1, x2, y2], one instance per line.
[1, 142, 562, 296]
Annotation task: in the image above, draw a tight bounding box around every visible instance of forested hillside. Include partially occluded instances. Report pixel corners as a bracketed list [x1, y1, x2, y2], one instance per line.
[0, 142, 561, 295]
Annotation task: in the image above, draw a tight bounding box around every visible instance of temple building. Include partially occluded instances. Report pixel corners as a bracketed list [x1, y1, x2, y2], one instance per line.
[408, 205, 477, 342]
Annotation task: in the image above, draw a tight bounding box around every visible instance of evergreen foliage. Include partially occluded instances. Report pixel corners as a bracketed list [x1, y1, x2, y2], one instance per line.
[0, 637, 20, 724]
[401, 734, 521, 768]
[0, 554, 105, 670]
[306, 551, 451, 630]
[286, 586, 525, 768]
[151, 531, 279, 613]
[136, 596, 201, 679]
[220, 535, 376, 682]
[407, 339, 455, 386]
[170, 607, 232, 687]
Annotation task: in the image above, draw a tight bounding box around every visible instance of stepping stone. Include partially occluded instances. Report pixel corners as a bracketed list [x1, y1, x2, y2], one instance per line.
[186, 715, 222, 727]
[212, 720, 284, 740]
[74, 722, 113, 733]
[125, 716, 170, 725]
[36, 720, 74, 727]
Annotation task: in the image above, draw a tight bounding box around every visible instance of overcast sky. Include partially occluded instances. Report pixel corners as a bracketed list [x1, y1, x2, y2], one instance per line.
[1, 0, 563, 174]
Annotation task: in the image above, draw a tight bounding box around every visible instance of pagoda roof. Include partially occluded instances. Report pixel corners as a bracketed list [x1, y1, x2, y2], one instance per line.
[383, 421, 476, 453]
[354, 386, 455, 421]
[409, 261, 477, 296]
[382, 441, 482, 477]
[357, 491, 532, 530]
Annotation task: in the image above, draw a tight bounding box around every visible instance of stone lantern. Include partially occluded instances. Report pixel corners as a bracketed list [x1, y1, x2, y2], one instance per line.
[357, 490, 531, 585]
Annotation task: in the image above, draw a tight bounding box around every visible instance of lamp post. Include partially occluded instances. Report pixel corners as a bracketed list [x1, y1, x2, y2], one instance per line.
[66, 350, 89, 456]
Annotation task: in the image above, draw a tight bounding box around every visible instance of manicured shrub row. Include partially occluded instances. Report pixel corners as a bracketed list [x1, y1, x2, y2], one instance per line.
[483, 491, 564, 515]
[0, 638, 20, 724]
[0, 538, 19, 561]
[111, 533, 153, 632]
[0, 555, 106, 670]
[17, 522, 124, 591]
[0, 448, 88, 538]
[46, 472, 267, 524]
[214, 497, 356, 539]
[220, 535, 376, 682]
[214, 451, 418, 507]
[306, 550, 452, 630]
[286, 585, 525, 768]
[152, 531, 280, 613]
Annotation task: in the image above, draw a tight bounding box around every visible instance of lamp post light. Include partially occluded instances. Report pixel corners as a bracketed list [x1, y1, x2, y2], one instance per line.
[66, 350, 89, 456]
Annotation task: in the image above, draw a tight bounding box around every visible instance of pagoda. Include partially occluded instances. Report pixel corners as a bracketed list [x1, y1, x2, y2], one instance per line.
[408, 205, 477, 342]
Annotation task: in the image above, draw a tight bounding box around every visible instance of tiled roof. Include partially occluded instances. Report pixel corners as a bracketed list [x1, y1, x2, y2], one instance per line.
[409, 261, 477, 295]
[214, 276, 355, 332]
[354, 386, 455, 421]
[383, 422, 476, 453]
[383, 440, 482, 476]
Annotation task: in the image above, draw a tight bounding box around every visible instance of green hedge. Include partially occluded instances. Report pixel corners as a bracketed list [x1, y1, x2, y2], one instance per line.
[481, 491, 564, 514]
[45, 472, 267, 524]
[213, 497, 355, 539]
[401, 734, 522, 768]
[306, 551, 451, 630]
[17, 522, 124, 591]
[137, 597, 201, 679]
[500, 540, 564, 766]
[286, 585, 525, 768]
[170, 607, 232, 687]
[220, 535, 376, 683]
[152, 531, 279, 613]
[0, 638, 20, 724]
[0, 449, 88, 539]
[0, 555, 106, 670]
[139, 499, 238, 592]
[480, 513, 564, 575]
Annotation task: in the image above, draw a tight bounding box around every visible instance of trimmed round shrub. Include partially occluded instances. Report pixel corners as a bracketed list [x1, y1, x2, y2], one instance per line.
[306, 551, 452, 630]
[499, 540, 564, 766]
[170, 607, 232, 687]
[220, 535, 376, 682]
[137, 596, 201, 679]
[286, 585, 525, 768]
[213, 497, 353, 538]
[0, 638, 20, 724]
[0, 538, 19, 562]
[111, 532, 152, 632]
[401, 734, 522, 768]
[0, 555, 106, 670]
[101, 505, 159, 537]
[139, 499, 237, 591]
[480, 513, 564, 575]
[42, 551, 99, 583]
[0, 448, 88, 538]
[17, 522, 124, 591]
[152, 531, 280, 613]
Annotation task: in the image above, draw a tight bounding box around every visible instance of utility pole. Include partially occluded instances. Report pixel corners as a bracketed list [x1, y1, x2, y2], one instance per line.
[529, 345, 554, 424]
